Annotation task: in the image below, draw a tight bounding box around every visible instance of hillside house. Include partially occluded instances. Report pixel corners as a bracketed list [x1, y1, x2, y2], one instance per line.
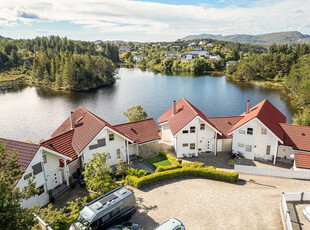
[188, 47, 209, 57]
[165, 51, 178, 59]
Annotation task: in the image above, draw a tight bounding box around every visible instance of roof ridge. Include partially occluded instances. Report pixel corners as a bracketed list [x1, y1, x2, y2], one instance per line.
[41, 129, 74, 145]
[182, 98, 200, 116]
[0, 137, 40, 146]
[280, 123, 310, 128]
[79, 106, 108, 126]
[114, 118, 154, 127]
[209, 116, 244, 119]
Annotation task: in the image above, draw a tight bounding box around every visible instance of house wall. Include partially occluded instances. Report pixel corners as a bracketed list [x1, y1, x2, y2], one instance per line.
[138, 140, 159, 157]
[161, 123, 172, 142]
[81, 127, 127, 165]
[217, 138, 232, 152]
[175, 117, 216, 158]
[231, 119, 278, 161]
[43, 150, 64, 190]
[18, 149, 49, 208]
[128, 144, 138, 156]
[277, 145, 310, 159]
[68, 158, 81, 176]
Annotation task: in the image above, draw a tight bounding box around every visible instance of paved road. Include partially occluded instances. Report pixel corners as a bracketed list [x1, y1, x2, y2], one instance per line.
[130, 175, 310, 230]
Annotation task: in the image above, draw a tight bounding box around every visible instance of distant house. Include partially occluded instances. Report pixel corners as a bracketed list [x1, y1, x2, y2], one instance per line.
[119, 46, 132, 54]
[187, 42, 198, 48]
[165, 51, 178, 59]
[188, 47, 209, 57]
[199, 41, 206, 46]
[226, 60, 237, 66]
[180, 53, 198, 62]
[208, 55, 221, 60]
[173, 39, 184, 47]
[133, 55, 144, 62]
[207, 43, 213, 47]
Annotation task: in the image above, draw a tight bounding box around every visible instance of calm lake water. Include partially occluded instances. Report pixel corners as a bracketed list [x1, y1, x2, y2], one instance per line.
[0, 67, 295, 142]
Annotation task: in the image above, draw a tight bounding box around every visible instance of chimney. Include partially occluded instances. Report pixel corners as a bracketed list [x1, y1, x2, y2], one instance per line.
[70, 111, 75, 129]
[246, 100, 250, 114]
[172, 100, 176, 116]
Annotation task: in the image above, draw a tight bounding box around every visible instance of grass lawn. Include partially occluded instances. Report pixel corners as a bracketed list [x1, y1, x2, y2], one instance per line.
[144, 154, 172, 169]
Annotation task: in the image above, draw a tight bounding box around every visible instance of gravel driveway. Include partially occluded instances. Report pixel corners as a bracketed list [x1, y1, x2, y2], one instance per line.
[130, 175, 310, 230]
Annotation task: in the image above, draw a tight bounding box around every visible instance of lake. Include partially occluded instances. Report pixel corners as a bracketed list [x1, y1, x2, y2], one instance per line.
[0, 67, 295, 142]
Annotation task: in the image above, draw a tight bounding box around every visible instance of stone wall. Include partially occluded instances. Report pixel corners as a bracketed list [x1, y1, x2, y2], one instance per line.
[138, 140, 160, 158]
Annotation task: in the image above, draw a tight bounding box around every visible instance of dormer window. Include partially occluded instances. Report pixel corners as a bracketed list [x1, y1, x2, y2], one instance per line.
[247, 128, 253, 135]
[109, 134, 115, 141]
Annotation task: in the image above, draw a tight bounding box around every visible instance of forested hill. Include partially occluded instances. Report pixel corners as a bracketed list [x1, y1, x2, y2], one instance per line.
[0, 36, 119, 91]
[182, 31, 310, 45]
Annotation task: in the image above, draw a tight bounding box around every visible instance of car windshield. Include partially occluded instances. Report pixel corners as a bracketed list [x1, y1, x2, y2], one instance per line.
[74, 214, 90, 230]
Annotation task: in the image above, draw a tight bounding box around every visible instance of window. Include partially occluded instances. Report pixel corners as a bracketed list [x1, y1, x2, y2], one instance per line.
[89, 144, 98, 150]
[261, 127, 267, 135]
[42, 154, 47, 164]
[117, 149, 121, 159]
[245, 145, 252, 152]
[266, 145, 271, 155]
[38, 185, 45, 196]
[32, 162, 42, 175]
[247, 128, 253, 135]
[24, 172, 32, 180]
[200, 124, 205, 130]
[101, 213, 110, 223]
[239, 130, 245, 134]
[190, 126, 196, 133]
[109, 134, 115, 141]
[111, 208, 120, 217]
[238, 143, 244, 148]
[182, 130, 189, 134]
[190, 143, 195, 150]
[97, 138, 106, 147]
[183, 143, 188, 147]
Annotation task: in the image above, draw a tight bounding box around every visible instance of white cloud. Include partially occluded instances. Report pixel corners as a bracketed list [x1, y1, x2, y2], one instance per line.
[0, 0, 310, 41]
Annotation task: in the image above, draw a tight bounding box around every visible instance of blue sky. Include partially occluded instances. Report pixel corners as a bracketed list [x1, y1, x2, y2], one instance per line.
[0, 0, 309, 41]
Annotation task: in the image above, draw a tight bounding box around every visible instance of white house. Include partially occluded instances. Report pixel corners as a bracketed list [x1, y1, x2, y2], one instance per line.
[46, 107, 160, 167]
[158, 98, 310, 165]
[188, 47, 209, 57]
[165, 51, 178, 59]
[1, 138, 72, 208]
[158, 98, 222, 158]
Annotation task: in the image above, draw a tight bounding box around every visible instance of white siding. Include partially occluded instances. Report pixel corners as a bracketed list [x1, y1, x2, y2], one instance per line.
[81, 127, 128, 164]
[161, 123, 172, 142]
[231, 119, 278, 161]
[18, 149, 49, 208]
[175, 117, 216, 158]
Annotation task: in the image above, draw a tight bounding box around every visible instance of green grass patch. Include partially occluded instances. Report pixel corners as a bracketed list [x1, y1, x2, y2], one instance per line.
[144, 154, 172, 169]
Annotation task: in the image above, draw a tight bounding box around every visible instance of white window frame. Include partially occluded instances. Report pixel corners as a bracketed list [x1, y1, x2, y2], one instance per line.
[183, 143, 188, 147]
[116, 149, 121, 159]
[190, 126, 196, 133]
[261, 127, 267, 135]
[190, 143, 195, 150]
[182, 130, 189, 134]
[247, 128, 253, 135]
[266, 145, 271, 155]
[245, 145, 252, 152]
[239, 130, 245, 134]
[238, 143, 244, 148]
[200, 124, 205, 130]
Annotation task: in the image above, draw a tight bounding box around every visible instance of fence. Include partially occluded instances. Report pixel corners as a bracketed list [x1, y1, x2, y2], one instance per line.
[234, 164, 310, 179]
[280, 192, 310, 230]
[33, 213, 53, 230]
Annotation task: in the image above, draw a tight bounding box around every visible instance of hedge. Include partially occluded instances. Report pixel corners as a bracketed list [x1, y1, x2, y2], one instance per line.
[126, 167, 239, 188]
[159, 150, 181, 166]
[155, 164, 181, 172]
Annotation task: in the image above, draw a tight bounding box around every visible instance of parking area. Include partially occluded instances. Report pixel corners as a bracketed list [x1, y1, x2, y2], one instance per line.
[130, 174, 310, 230]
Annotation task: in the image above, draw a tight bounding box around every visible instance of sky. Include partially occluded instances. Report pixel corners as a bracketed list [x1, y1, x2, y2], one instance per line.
[0, 0, 310, 42]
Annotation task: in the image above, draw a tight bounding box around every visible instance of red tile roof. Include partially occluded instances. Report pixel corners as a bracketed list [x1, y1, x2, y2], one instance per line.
[51, 106, 130, 155]
[294, 153, 310, 169]
[229, 99, 286, 141]
[280, 123, 310, 152]
[114, 118, 160, 144]
[0, 138, 40, 170]
[158, 98, 221, 136]
[208, 116, 243, 138]
[41, 130, 77, 161]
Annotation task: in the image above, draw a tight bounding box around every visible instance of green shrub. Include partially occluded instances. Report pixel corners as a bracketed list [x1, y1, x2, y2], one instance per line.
[177, 158, 182, 164]
[125, 167, 150, 178]
[155, 164, 181, 172]
[126, 167, 239, 188]
[182, 161, 205, 168]
[159, 150, 180, 166]
[228, 158, 234, 166]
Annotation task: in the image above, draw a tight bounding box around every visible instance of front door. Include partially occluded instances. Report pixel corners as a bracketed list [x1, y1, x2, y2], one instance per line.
[198, 138, 212, 152]
[46, 168, 62, 189]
